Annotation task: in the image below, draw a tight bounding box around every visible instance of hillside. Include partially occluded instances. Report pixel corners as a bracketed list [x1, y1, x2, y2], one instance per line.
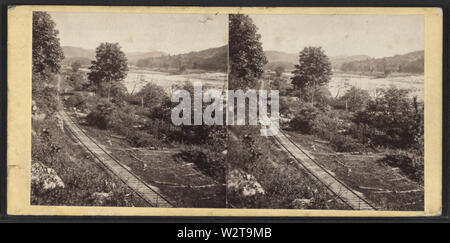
[329, 55, 370, 70]
[136, 45, 227, 72]
[341, 50, 424, 74]
[62, 46, 166, 66]
[264, 50, 370, 71]
[62, 46, 95, 59]
[264, 50, 297, 71]
[126, 51, 167, 64]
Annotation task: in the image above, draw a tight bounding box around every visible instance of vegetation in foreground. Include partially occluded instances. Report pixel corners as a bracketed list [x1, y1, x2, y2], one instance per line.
[57, 21, 227, 207]
[270, 46, 424, 210]
[31, 12, 148, 207]
[228, 14, 424, 211]
[227, 14, 348, 209]
[32, 11, 227, 207]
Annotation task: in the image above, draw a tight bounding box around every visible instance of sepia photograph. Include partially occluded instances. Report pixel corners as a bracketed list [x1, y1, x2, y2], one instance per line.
[31, 11, 228, 208]
[227, 14, 425, 211]
[31, 11, 426, 211]
[6, 5, 443, 217]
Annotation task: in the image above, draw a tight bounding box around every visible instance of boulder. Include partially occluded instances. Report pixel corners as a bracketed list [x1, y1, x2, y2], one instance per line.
[291, 198, 313, 209]
[31, 162, 65, 190]
[91, 192, 112, 205]
[227, 169, 265, 196]
[54, 114, 64, 130]
[32, 112, 46, 121]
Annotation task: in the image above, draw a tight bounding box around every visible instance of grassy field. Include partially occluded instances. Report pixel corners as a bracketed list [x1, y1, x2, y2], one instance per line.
[227, 126, 349, 210]
[284, 131, 424, 211]
[73, 115, 226, 208]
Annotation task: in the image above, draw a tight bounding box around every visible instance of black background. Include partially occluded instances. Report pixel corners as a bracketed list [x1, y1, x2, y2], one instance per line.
[0, 0, 448, 225]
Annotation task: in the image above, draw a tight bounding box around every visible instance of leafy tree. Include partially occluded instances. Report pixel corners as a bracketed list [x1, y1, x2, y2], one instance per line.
[274, 66, 285, 77]
[136, 83, 170, 115]
[229, 14, 267, 90]
[66, 71, 88, 91]
[270, 77, 290, 96]
[71, 61, 82, 72]
[289, 103, 320, 134]
[32, 12, 65, 75]
[338, 87, 371, 112]
[88, 42, 128, 100]
[312, 86, 332, 111]
[291, 47, 332, 105]
[353, 87, 423, 148]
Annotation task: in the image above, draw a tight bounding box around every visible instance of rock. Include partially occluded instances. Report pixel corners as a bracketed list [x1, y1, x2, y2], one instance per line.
[54, 114, 64, 130]
[291, 198, 313, 209]
[32, 100, 37, 113]
[91, 192, 112, 205]
[227, 169, 265, 196]
[31, 162, 65, 190]
[32, 112, 46, 121]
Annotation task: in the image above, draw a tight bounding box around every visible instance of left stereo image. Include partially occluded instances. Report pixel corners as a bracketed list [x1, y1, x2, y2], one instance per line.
[31, 11, 228, 208]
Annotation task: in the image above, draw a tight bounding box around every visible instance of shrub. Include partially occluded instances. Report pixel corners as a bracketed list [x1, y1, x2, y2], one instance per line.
[71, 61, 81, 72]
[126, 131, 160, 148]
[379, 151, 424, 184]
[86, 100, 117, 129]
[270, 77, 290, 96]
[335, 87, 371, 112]
[289, 103, 319, 134]
[134, 83, 170, 116]
[279, 96, 302, 118]
[312, 111, 342, 139]
[352, 87, 423, 149]
[66, 71, 88, 91]
[329, 134, 364, 152]
[32, 73, 58, 115]
[177, 147, 226, 183]
[64, 94, 86, 111]
[274, 66, 285, 77]
[313, 87, 332, 111]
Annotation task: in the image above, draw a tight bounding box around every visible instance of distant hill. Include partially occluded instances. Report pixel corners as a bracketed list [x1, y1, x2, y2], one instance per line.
[265, 51, 298, 65]
[264, 50, 370, 71]
[62, 46, 166, 66]
[329, 55, 370, 70]
[126, 51, 167, 65]
[341, 50, 424, 74]
[62, 46, 95, 60]
[136, 45, 227, 72]
[264, 51, 298, 71]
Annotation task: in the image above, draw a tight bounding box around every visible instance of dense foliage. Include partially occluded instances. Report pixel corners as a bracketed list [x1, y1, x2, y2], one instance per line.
[353, 88, 423, 149]
[229, 14, 267, 90]
[291, 47, 332, 104]
[136, 45, 227, 72]
[71, 61, 81, 72]
[32, 12, 65, 75]
[335, 87, 372, 112]
[341, 51, 424, 74]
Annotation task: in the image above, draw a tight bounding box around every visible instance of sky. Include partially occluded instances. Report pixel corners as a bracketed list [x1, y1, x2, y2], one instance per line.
[249, 14, 424, 58]
[49, 12, 228, 54]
